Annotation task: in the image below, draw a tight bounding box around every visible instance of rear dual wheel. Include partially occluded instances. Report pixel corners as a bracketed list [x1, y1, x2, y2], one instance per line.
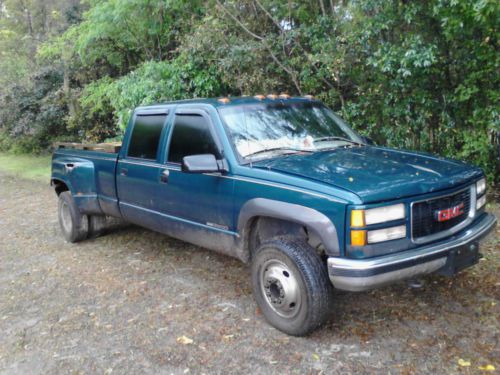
[58, 191, 107, 242]
[251, 237, 333, 336]
[58, 191, 89, 243]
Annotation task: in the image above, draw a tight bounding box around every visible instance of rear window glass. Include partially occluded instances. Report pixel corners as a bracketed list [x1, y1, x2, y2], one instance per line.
[127, 114, 167, 159]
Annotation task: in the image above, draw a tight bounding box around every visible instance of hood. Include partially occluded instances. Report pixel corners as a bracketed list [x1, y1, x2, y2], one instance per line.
[253, 146, 483, 203]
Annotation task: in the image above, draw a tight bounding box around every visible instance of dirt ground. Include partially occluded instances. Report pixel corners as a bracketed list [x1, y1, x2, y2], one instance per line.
[0, 171, 498, 375]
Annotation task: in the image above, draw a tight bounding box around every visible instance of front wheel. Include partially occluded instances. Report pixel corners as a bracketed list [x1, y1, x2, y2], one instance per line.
[251, 237, 333, 336]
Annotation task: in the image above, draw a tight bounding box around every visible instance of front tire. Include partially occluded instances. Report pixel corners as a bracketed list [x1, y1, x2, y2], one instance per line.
[58, 191, 89, 243]
[251, 237, 333, 336]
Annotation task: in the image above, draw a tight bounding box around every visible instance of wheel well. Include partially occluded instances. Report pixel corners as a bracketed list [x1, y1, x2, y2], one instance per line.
[246, 216, 324, 259]
[52, 179, 69, 195]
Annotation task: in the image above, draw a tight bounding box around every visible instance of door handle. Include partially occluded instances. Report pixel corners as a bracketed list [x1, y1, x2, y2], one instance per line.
[160, 169, 169, 183]
[65, 163, 75, 172]
[120, 168, 128, 176]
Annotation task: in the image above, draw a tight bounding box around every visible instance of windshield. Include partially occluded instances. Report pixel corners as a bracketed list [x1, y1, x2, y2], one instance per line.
[218, 101, 363, 160]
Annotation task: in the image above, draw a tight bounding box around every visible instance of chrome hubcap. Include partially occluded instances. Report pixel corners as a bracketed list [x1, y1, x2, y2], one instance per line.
[260, 259, 301, 318]
[60, 201, 72, 233]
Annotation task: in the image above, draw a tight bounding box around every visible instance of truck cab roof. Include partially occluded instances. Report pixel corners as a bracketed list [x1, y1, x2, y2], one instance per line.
[134, 96, 318, 112]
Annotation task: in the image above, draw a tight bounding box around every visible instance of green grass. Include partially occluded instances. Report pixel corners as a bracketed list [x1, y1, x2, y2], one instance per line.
[0, 152, 51, 181]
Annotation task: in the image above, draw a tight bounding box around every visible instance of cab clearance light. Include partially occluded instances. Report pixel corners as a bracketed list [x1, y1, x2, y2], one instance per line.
[304, 95, 314, 100]
[218, 97, 230, 104]
[278, 93, 290, 99]
[476, 194, 486, 210]
[267, 94, 278, 100]
[476, 178, 486, 196]
[254, 94, 265, 100]
[351, 230, 366, 246]
[367, 225, 406, 244]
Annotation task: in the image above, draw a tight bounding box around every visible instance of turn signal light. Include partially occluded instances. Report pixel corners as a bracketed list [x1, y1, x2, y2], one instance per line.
[351, 210, 365, 227]
[351, 230, 367, 247]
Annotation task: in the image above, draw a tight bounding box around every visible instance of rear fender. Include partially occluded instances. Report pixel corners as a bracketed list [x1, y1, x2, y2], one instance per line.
[51, 156, 102, 215]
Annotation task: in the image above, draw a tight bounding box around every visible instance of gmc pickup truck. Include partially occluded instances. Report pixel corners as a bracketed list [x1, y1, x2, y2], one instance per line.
[51, 96, 497, 335]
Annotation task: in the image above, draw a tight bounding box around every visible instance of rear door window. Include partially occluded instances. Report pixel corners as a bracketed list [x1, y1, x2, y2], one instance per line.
[167, 115, 219, 163]
[127, 114, 167, 160]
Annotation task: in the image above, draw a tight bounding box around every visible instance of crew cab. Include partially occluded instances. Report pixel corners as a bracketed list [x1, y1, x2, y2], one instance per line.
[51, 96, 497, 335]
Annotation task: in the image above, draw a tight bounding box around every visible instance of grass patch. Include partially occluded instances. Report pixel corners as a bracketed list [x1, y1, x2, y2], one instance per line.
[0, 152, 51, 182]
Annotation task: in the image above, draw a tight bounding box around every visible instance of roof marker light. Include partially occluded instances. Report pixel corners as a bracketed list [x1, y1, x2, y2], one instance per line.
[304, 94, 314, 100]
[218, 97, 230, 104]
[267, 94, 278, 100]
[279, 93, 290, 99]
[254, 94, 265, 100]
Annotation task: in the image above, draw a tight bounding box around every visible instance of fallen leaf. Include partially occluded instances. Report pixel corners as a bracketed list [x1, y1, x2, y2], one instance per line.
[177, 335, 194, 345]
[458, 358, 471, 367]
[312, 353, 320, 361]
[478, 365, 495, 371]
[222, 334, 234, 340]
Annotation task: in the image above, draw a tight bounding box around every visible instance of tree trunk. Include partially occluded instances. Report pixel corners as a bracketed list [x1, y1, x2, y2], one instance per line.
[63, 63, 76, 119]
[319, 0, 326, 16]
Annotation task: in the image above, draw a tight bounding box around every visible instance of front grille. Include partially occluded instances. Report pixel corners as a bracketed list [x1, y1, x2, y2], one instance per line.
[412, 188, 471, 239]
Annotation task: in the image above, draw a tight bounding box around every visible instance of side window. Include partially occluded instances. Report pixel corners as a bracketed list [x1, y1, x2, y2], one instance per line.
[127, 114, 167, 160]
[168, 115, 219, 163]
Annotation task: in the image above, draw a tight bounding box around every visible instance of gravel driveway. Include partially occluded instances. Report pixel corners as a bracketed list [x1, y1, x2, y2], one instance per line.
[0, 171, 498, 374]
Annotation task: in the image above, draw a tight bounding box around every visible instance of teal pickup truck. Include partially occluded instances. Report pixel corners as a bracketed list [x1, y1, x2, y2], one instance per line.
[51, 95, 496, 335]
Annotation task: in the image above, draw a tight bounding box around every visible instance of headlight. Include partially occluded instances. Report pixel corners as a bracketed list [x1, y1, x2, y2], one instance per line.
[351, 203, 405, 226]
[476, 194, 486, 210]
[476, 178, 486, 196]
[367, 225, 407, 244]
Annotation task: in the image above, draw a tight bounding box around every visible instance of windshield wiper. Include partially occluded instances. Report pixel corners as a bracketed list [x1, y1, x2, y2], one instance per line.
[245, 147, 314, 158]
[313, 136, 364, 146]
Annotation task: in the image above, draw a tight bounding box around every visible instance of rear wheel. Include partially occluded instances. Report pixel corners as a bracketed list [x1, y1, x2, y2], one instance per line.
[58, 191, 89, 243]
[251, 237, 333, 336]
[88, 215, 108, 238]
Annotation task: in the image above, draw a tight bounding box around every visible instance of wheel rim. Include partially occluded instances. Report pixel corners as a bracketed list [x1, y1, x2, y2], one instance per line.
[60, 201, 73, 233]
[260, 259, 301, 318]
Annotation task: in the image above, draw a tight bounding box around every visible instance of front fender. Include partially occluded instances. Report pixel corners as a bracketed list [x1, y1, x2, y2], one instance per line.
[237, 198, 340, 259]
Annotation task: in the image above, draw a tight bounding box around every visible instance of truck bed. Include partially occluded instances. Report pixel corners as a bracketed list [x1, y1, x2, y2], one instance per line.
[52, 146, 121, 218]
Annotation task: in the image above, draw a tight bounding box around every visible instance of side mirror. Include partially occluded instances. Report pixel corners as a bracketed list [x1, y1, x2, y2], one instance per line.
[182, 154, 220, 173]
[361, 136, 375, 145]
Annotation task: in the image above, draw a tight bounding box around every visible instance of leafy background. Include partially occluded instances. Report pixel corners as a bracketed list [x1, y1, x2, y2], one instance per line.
[0, 0, 498, 183]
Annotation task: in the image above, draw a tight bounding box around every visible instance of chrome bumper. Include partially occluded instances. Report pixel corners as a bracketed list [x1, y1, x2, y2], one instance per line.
[328, 213, 497, 292]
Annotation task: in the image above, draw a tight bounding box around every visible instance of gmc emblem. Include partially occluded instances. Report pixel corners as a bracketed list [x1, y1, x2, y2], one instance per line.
[435, 203, 464, 222]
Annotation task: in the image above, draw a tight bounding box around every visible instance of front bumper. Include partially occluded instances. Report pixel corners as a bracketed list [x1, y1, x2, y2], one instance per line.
[328, 213, 497, 292]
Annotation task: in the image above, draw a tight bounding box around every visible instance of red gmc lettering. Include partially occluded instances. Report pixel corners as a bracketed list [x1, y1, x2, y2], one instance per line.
[436, 203, 464, 222]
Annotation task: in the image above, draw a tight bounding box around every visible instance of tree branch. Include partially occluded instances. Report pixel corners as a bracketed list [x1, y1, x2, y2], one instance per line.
[215, 0, 302, 94]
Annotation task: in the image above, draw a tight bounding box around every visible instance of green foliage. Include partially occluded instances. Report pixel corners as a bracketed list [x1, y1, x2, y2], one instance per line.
[0, 0, 498, 183]
[80, 57, 226, 130]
